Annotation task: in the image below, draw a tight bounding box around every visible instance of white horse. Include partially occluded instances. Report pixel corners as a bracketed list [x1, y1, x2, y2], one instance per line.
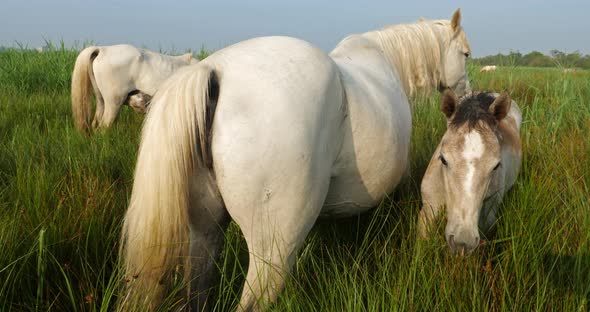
[418, 90, 522, 255]
[480, 65, 497, 73]
[121, 9, 471, 311]
[70, 44, 198, 132]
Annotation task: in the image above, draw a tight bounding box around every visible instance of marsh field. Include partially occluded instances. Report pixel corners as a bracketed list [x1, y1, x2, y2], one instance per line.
[0, 46, 588, 311]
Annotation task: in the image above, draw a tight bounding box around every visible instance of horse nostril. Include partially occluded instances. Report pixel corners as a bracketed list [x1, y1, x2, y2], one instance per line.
[449, 235, 456, 251]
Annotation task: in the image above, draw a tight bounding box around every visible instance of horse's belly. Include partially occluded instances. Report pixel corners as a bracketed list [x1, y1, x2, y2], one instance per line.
[320, 163, 400, 218]
[320, 199, 373, 218]
[320, 179, 378, 218]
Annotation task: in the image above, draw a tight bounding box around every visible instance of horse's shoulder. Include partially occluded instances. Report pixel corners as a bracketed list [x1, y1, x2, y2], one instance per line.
[331, 34, 380, 58]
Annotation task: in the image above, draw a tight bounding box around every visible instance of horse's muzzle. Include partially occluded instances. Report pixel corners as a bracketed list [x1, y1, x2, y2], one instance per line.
[448, 234, 479, 256]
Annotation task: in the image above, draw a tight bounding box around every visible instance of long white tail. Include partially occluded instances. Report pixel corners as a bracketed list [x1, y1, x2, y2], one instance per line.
[121, 63, 218, 309]
[71, 46, 100, 132]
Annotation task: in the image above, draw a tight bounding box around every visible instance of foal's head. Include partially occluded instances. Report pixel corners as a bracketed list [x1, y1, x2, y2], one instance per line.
[437, 89, 512, 255]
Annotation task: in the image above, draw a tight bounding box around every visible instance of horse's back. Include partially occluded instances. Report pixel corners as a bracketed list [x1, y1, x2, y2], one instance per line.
[208, 36, 337, 86]
[204, 36, 343, 119]
[93, 44, 142, 67]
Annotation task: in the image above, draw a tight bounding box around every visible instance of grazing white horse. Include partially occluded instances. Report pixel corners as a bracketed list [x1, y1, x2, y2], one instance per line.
[70, 44, 198, 132]
[418, 90, 522, 255]
[121, 9, 471, 311]
[480, 65, 497, 73]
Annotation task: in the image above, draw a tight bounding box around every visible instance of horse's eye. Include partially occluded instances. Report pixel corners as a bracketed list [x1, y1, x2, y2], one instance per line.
[493, 162, 501, 171]
[439, 155, 448, 167]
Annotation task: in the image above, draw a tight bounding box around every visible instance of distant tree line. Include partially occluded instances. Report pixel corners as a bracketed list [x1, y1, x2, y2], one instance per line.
[1, 44, 588, 69]
[472, 50, 590, 69]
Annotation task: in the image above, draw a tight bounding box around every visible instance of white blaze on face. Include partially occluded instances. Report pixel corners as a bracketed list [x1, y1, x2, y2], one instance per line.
[462, 131, 485, 195]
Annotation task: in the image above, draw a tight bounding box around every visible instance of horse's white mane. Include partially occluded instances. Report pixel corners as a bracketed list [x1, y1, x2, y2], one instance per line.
[364, 19, 454, 96]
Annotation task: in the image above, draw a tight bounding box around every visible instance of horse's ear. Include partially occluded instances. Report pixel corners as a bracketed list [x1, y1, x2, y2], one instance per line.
[489, 93, 512, 121]
[451, 8, 462, 32]
[441, 88, 458, 119]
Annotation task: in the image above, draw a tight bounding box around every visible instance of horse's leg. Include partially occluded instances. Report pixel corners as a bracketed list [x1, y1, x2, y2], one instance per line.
[235, 216, 311, 311]
[237, 238, 295, 311]
[229, 175, 330, 311]
[97, 90, 125, 128]
[91, 93, 105, 129]
[90, 63, 128, 129]
[186, 172, 230, 311]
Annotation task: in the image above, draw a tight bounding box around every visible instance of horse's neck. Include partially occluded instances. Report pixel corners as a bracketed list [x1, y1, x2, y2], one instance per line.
[143, 50, 188, 68]
[361, 23, 448, 96]
[142, 50, 183, 64]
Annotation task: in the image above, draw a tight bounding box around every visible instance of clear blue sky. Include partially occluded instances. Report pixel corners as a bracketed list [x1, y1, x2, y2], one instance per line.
[1, 0, 588, 57]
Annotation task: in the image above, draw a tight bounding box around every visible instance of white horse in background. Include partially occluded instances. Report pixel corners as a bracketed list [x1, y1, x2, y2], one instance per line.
[70, 44, 198, 132]
[480, 65, 497, 73]
[121, 9, 471, 311]
[418, 90, 522, 255]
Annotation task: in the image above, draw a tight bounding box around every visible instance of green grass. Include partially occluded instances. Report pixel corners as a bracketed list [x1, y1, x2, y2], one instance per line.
[0, 47, 588, 311]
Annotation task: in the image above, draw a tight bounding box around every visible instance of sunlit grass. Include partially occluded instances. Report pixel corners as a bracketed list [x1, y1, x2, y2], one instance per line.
[0, 47, 588, 311]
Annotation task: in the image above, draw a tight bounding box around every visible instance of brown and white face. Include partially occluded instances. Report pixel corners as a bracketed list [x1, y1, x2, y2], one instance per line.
[438, 90, 511, 255]
[443, 9, 472, 97]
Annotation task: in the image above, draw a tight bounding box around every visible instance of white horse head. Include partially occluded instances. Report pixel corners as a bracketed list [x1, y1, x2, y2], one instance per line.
[442, 9, 472, 96]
